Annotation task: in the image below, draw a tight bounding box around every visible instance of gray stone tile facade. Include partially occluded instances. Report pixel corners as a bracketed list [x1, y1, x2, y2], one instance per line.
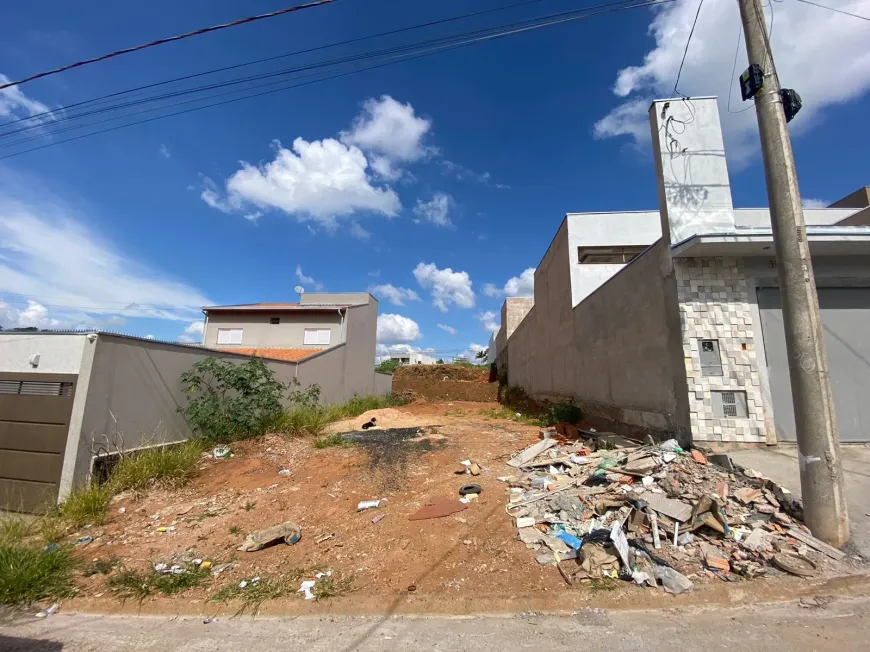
[674, 257, 767, 443]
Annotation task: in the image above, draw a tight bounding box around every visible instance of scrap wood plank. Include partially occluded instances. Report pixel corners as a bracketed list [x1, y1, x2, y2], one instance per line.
[787, 527, 846, 561]
[507, 439, 558, 468]
[520, 455, 580, 469]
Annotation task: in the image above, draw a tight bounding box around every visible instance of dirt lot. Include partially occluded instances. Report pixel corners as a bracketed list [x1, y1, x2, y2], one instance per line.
[392, 365, 498, 402]
[62, 401, 868, 616]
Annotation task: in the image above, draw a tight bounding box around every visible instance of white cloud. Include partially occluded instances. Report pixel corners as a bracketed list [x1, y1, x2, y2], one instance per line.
[477, 310, 500, 334]
[244, 211, 262, 223]
[0, 73, 53, 121]
[185, 321, 204, 335]
[413, 193, 453, 227]
[295, 264, 324, 291]
[369, 283, 421, 306]
[458, 342, 488, 364]
[201, 137, 401, 228]
[375, 342, 435, 362]
[413, 262, 475, 312]
[593, 0, 870, 165]
[159, 144, 171, 159]
[377, 313, 422, 344]
[0, 300, 61, 330]
[0, 185, 212, 325]
[484, 268, 535, 298]
[437, 323, 457, 335]
[144, 334, 155, 340]
[802, 198, 830, 209]
[340, 95, 433, 179]
[348, 222, 371, 240]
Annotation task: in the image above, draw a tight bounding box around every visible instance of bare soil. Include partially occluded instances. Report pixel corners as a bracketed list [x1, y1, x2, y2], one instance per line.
[62, 401, 866, 615]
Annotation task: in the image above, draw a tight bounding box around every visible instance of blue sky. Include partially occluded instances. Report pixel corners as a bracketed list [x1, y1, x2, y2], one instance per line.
[1, 0, 868, 360]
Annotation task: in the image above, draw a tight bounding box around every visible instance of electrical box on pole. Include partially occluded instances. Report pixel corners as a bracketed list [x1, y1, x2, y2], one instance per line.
[740, 64, 765, 100]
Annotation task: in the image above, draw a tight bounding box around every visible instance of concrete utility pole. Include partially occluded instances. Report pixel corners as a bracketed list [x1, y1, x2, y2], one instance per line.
[736, 0, 849, 546]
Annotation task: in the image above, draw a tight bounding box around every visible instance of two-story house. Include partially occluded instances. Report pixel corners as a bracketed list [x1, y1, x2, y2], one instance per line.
[200, 292, 376, 363]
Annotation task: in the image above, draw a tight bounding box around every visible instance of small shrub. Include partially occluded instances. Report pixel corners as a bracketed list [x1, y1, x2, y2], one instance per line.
[178, 356, 285, 443]
[313, 434, 353, 449]
[108, 440, 203, 494]
[59, 483, 112, 527]
[229, 526, 241, 535]
[107, 564, 209, 601]
[244, 502, 255, 512]
[539, 402, 582, 427]
[0, 516, 34, 546]
[0, 543, 77, 606]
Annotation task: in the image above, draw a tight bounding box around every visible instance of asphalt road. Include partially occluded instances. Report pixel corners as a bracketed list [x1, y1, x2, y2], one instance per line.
[2, 595, 868, 651]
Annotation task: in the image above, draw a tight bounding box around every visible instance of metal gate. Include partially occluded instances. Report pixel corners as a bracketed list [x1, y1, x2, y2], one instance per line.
[0, 373, 77, 512]
[757, 287, 870, 443]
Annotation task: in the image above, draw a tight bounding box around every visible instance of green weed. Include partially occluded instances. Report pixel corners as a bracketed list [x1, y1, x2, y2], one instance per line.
[477, 407, 540, 425]
[0, 543, 77, 606]
[108, 440, 204, 494]
[229, 525, 241, 535]
[83, 558, 118, 577]
[312, 571, 356, 599]
[244, 502, 255, 512]
[107, 564, 209, 601]
[312, 433, 353, 449]
[59, 483, 112, 527]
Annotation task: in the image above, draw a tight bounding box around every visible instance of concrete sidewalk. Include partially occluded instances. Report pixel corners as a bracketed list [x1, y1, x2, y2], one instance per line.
[729, 445, 870, 557]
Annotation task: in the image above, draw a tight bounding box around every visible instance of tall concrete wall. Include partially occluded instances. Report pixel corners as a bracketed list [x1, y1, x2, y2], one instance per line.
[203, 310, 342, 349]
[0, 334, 88, 374]
[570, 240, 690, 438]
[339, 299, 379, 397]
[506, 222, 576, 399]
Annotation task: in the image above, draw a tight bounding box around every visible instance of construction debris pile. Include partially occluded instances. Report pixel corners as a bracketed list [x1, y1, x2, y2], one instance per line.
[503, 429, 843, 593]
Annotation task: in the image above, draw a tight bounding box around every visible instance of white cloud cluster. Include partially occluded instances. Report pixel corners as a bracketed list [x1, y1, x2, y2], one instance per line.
[295, 264, 324, 291]
[0, 186, 212, 326]
[369, 283, 421, 306]
[159, 144, 171, 159]
[437, 323, 457, 335]
[459, 342, 488, 364]
[593, 0, 870, 164]
[340, 95, 433, 181]
[202, 138, 400, 229]
[413, 193, 453, 227]
[802, 198, 830, 209]
[0, 73, 53, 121]
[476, 310, 500, 334]
[0, 300, 61, 330]
[413, 262, 475, 312]
[375, 342, 436, 361]
[483, 267, 535, 298]
[376, 313, 422, 344]
[178, 320, 204, 343]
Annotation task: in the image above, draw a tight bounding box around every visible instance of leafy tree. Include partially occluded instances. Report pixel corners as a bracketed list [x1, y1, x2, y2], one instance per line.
[178, 356, 285, 443]
[475, 348, 489, 360]
[436, 358, 445, 364]
[375, 359, 400, 374]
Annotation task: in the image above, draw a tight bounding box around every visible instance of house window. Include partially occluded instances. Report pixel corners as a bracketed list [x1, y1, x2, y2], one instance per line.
[712, 390, 748, 418]
[269, 317, 280, 325]
[303, 328, 331, 345]
[216, 328, 243, 345]
[577, 245, 646, 264]
[699, 340, 723, 377]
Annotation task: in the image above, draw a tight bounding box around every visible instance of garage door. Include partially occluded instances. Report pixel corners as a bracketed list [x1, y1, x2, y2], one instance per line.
[758, 287, 870, 442]
[0, 373, 76, 512]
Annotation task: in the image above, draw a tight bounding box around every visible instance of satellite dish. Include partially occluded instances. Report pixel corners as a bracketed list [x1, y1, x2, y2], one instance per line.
[294, 285, 305, 294]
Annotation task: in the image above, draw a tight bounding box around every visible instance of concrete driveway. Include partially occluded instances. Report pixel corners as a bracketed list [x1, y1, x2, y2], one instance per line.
[729, 445, 870, 557]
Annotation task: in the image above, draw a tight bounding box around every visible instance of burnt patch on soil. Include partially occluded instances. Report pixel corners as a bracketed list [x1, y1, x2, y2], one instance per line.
[341, 427, 448, 490]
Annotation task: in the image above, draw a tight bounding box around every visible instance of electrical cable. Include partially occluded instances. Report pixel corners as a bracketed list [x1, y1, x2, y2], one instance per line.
[0, 0, 674, 160]
[0, 0, 653, 142]
[795, 0, 870, 21]
[726, 22, 754, 113]
[0, 1, 629, 142]
[673, 0, 704, 97]
[0, 0, 559, 130]
[0, 0, 339, 91]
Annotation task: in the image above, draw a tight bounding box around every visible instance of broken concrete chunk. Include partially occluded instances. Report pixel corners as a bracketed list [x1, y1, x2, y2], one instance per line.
[742, 528, 774, 553]
[507, 439, 558, 468]
[637, 492, 693, 522]
[734, 487, 763, 504]
[237, 522, 302, 552]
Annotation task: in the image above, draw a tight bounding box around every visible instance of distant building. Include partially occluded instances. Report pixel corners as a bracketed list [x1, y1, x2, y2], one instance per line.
[389, 352, 436, 365]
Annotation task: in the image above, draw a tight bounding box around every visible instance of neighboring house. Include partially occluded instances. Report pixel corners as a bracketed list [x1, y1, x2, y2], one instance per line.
[496, 97, 870, 447]
[0, 292, 391, 512]
[388, 352, 436, 365]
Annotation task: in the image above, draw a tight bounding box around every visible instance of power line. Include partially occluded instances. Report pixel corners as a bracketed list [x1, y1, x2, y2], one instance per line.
[0, 0, 674, 160]
[0, 0, 338, 91]
[673, 0, 704, 96]
[726, 22, 754, 113]
[0, 0, 557, 130]
[795, 0, 870, 21]
[0, 0, 645, 142]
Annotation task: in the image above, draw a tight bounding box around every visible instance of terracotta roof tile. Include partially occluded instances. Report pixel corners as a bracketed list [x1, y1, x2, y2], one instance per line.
[217, 347, 322, 362]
